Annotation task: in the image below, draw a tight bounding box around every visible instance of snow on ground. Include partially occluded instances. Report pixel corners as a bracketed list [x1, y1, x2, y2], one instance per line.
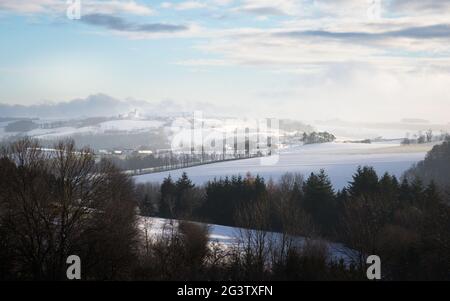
[134, 142, 428, 189]
[310, 121, 450, 141]
[26, 126, 95, 139]
[139, 217, 239, 247]
[313, 124, 411, 140]
[139, 216, 352, 263]
[0, 119, 165, 140]
[97, 120, 163, 131]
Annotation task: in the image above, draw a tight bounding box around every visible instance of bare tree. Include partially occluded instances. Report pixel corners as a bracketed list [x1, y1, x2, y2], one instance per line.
[234, 198, 273, 280]
[0, 138, 138, 280]
[339, 195, 389, 271]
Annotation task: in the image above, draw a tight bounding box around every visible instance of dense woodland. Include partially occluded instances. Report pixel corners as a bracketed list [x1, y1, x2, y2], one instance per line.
[1, 138, 450, 280]
[404, 139, 450, 187]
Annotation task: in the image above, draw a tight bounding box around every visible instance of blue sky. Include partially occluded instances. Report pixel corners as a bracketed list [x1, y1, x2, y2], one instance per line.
[1, 0, 450, 122]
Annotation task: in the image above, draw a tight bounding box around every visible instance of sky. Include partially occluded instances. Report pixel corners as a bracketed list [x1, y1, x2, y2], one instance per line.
[1, 0, 450, 123]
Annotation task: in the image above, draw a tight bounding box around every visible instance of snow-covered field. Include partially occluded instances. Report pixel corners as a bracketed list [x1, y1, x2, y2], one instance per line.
[311, 121, 450, 141]
[314, 124, 412, 140]
[0, 118, 164, 140]
[134, 141, 429, 189]
[139, 217, 352, 263]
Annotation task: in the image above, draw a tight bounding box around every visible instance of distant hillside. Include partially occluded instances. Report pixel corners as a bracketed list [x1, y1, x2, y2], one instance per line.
[5, 120, 39, 132]
[279, 119, 313, 133]
[403, 138, 450, 188]
[0, 94, 131, 118]
[0, 94, 224, 119]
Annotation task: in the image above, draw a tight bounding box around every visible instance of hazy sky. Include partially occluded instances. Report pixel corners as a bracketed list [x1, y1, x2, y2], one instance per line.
[1, 0, 450, 123]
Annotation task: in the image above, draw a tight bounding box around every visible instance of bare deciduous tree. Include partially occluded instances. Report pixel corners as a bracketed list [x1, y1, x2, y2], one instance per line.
[0, 138, 138, 280]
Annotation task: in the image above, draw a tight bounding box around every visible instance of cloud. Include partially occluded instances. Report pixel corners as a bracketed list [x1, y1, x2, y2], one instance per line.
[232, 0, 300, 16]
[185, 19, 450, 78]
[387, 0, 450, 15]
[0, 0, 63, 14]
[91, 0, 154, 15]
[0, 0, 154, 16]
[161, 1, 207, 11]
[80, 13, 188, 33]
[237, 6, 286, 16]
[277, 24, 450, 41]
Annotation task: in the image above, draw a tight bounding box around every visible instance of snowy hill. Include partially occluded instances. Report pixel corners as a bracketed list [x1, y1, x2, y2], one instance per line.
[134, 141, 429, 189]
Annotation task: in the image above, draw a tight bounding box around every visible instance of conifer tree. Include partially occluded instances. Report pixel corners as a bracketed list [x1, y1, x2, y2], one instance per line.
[348, 166, 379, 198]
[160, 176, 176, 218]
[302, 170, 336, 234]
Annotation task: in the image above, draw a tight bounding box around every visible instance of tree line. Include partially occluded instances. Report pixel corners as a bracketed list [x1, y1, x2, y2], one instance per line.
[403, 137, 450, 188]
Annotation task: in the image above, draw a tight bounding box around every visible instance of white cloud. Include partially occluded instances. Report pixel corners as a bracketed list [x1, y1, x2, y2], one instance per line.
[0, 0, 63, 14]
[160, 1, 207, 11]
[232, 0, 302, 16]
[0, 0, 154, 16]
[187, 23, 450, 75]
[212, 0, 234, 6]
[93, 0, 154, 15]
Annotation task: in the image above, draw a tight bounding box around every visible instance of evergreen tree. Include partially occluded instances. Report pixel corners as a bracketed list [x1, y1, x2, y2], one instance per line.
[175, 172, 195, 218]
[336, 188, 349, 203]
[410, 178, 424, 206]
[253, 175, 267, 201]
[423, 181, 441, 210]
[140, 194, 154, 216]
[399, 178, 412, 205]
[302, 170, 336, 234]
[379, 173, 400, 209]
[160, 176, 176, 218]
[348, 166, 379, 198]
[176, 172, 194, 191]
